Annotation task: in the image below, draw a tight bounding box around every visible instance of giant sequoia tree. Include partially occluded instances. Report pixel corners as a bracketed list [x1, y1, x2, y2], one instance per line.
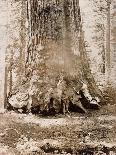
[26, 0, 81, 74]
[7, 0, 103, 114]
[25, 0, 102, 111]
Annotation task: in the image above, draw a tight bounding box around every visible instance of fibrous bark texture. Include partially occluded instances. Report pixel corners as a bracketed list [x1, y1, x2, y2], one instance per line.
[7, 0, 102, 114]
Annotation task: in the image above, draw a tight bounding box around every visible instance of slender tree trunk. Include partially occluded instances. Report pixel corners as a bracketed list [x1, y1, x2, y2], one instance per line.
[19, 0, 27, 82]
[105, 0, 111, 84]
[9, 67, 12, 94]
[4, 66, 8, 109]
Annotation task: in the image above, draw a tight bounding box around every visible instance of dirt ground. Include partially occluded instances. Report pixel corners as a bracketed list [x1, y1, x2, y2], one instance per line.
[0, 104, 116, 155]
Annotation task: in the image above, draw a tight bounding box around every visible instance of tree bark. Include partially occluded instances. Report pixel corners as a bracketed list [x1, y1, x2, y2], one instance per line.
[19, 0, 27, 83]
[4, 66, 8, 109]
[105, 0, 111, 84]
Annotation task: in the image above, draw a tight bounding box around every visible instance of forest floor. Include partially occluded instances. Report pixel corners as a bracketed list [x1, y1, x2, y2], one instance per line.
[0, 104, 116, 155]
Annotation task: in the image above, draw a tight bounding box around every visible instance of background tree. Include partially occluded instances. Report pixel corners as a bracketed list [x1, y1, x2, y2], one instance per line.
[90, 0, 112, 84]
[106, 0, 111, 84]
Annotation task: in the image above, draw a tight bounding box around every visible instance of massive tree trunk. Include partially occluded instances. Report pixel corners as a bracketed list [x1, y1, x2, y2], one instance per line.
[26, 0, 81, 77]
[12, 0, 103, 114]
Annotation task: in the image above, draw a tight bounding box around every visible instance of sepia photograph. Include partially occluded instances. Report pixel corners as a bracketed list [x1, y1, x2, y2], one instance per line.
[0, 0, 116, 154]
